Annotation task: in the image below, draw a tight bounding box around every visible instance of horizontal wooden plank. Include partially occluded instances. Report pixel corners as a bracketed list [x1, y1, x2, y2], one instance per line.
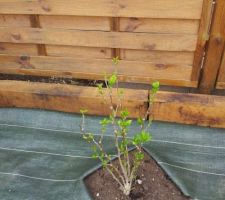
[0, 55, 196, 87]
[153, 91, 225, 128]
[40, 16, 111, 31]
[0, 27, 198, 51]
[120, 50, 194, 65]
[0, 80, 224, 128]
[216, 82, 225, 89]
[0, 80, 148, 118]
[0, 14, 31, 27]
[46, 45, 112, 59]
[120, 18, 200, 34]
[0, 0, 204, 19]
[0, 43, 38, 55]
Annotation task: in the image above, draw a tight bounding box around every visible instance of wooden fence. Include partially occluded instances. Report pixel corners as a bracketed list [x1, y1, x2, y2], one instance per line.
[0, 0, 213, 88]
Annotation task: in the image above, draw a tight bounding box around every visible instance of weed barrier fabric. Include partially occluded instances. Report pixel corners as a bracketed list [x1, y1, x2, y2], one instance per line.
[0, 108, 224, 200]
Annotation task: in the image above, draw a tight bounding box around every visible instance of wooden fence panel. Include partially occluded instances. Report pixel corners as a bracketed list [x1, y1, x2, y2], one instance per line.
[0, 0, 213, 88]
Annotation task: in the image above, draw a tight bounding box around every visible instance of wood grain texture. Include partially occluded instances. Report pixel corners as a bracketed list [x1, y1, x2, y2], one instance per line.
[120, 50, 194, 65]
[154, 91, 225, 128]
[0, 0, 204, 19]
[0, 43, 38, 55]
[46, 45, 112, 59]
[38, 16, 111, 58]
[0, 80, 148, 118]
[0, 14, 31, 27]
[199, 0, 225, 93]
[0, 27, 198, 51]
[0, 14, 38, 56]
[0, 80, 224, 128]
[39, 16, 111, 31]
[216, 49, 225, 89]
[191, 0, 214, 81]
[29, 15, 47, 56]
[0, 55, 196, 87]
[120, 18, 199, 34]
[217, 82, 225, 89]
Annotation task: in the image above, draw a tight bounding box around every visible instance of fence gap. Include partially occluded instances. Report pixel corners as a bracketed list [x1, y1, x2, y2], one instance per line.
[29, 15, 47, 56]
[110, 17, 120, 58]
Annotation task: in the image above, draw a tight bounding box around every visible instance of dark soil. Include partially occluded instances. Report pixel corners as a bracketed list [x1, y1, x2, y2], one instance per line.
[85, 151, 190, 200]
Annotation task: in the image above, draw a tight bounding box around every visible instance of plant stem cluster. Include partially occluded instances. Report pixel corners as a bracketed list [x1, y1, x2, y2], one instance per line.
[80, 57, 159, 196]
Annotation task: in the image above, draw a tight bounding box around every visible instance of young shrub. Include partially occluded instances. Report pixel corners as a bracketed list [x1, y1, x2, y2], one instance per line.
[80, 57, 159, 196]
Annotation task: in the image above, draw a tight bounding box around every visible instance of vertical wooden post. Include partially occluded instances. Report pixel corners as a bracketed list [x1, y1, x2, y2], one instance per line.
[30, 15, 47, 56]
[199, 0, 225, 94]
[216, 49, 225, 88]
[191, 0, 214, 81]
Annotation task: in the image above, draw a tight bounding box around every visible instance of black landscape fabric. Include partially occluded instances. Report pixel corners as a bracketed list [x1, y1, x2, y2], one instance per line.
[0, 108, 224, 200]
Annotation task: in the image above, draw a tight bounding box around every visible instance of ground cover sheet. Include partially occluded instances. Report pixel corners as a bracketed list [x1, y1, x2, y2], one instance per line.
[0, 108, 224, 200]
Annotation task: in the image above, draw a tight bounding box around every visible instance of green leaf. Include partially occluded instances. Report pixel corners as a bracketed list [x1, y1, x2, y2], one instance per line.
[152, 81, 160, 93]
[132, 131, 152, 145]
[96, 83, 103, 89]
[83, 133, 94, 143]
[108, 73, 117, 87]
[80, 109, 88, 114]
[82, 135, 88, 140]
[100, 118, 111, 126]
[91, 153, 99, 159]
[118, 119, 132, 128]
[96, 83, 104, 94]
[137, 117, 144, 125]
[112, 56, 120, 65]
[120, 109, 130, 119]
[119, 139, 129, 152]
[134, 152, 144, 161]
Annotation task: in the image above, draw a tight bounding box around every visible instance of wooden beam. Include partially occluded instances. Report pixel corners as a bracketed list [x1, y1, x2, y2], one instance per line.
[0, 0, 204, 19]
[0, 27, 198, 51]
[0, 55, 196, 87]
[191, 0, 214, 81]
[216, 49, 225, 89]
[0, 80, 148, 118]
[153, 91, 225, 128]
[199, 0, 225, 94]
[0, 80, 224, 128]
